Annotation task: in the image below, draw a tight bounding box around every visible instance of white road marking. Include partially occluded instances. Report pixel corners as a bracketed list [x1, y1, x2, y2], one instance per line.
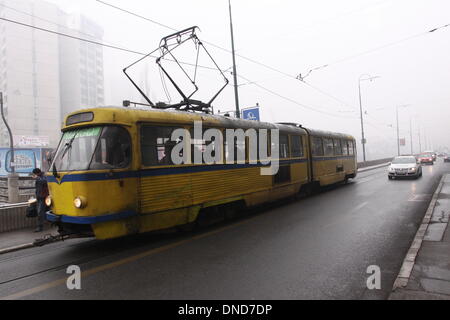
[350, 202, 369, 214]
[408, 194, 432, 202]
[323, 202, 369, 229]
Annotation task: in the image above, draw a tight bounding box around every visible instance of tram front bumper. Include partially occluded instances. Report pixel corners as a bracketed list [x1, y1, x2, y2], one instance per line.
[46, 210, 138, 225]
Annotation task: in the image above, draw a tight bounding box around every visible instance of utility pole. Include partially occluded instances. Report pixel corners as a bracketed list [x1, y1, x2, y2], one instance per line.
[228, 0, 240, 118]
[410, 118, 413, 155]
[0, 92, 15, 174]
[358, 80, 366, 162]
[418, 125, 422, 153]
[396, 104, 410, 156]
[396, 106, 400, 156]
[358, 74, 379, 163]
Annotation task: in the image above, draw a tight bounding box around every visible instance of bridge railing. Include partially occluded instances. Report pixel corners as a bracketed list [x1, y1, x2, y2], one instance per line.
[0, 177, 35, 203]
[0, 203, 34, 233]
[357, 157, 393, 169]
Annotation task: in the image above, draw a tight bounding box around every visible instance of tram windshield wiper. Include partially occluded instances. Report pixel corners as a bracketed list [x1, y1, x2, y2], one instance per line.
[52, 162, 60, 179]
[52, 131, 79, 178]
[60, 131, 78, 160]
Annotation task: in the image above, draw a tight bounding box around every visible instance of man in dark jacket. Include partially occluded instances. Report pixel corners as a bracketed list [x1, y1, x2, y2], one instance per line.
[32, 168, 49, 232]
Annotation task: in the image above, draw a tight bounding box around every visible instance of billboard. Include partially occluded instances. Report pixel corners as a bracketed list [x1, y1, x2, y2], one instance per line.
[13, 135, 50, 147]
[242, 106, 260, 121]
[0, 148, 53, 177]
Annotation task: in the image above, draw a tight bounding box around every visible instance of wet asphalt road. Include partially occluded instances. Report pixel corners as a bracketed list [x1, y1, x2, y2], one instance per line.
[1, 160, 449, 300]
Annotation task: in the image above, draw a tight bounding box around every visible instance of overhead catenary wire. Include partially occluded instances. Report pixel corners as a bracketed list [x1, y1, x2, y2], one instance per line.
[235, 73, 359, 120]
[95, 0, 359, 110]
[299, 22, 450, 79]
[0, 16, 221, 72]
[0, 12, 362, 120]
[0, 2, 120, 47]
[95, 0, 450, 112]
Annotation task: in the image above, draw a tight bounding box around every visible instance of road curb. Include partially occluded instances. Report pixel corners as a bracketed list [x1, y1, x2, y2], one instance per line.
[391, 174, 446, 291]
[0, 243, 35, 255]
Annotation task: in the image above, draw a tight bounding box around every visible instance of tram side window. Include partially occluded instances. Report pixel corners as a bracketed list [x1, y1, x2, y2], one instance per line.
[333, 139, 343, 156]
[141, 126, 180, 166]
[279, 134, 290, 159]
[291, 135, 304, 158]
[190, 128, 206, 164]
[348, 140, 354, 156]
[225, 135, 246, 164]
[191, 128, 225, 164]
[341, 139, 349, 155]
[323, 138, 334, 156]
[312, 137, 324, 156]
[90, 126, 131, 169]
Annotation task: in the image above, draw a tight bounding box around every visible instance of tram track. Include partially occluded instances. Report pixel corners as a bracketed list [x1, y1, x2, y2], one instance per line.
[0, 167, 389, 292]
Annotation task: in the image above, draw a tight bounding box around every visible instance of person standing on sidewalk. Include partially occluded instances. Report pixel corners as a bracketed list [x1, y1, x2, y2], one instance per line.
[32, 168, 49, 232]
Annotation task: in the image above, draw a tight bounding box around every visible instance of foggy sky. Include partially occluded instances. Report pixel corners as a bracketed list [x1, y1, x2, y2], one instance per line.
[43, 0, 450, 160]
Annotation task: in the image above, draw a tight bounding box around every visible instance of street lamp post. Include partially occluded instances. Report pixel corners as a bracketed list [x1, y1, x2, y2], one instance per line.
[396, 104, 410, 156]
[418, 125, 422, 153]
[228, 0, 240, 119]
[358, 74, 379, 163]
[410, 118, 413, 155]
[0, 92, 19, 203]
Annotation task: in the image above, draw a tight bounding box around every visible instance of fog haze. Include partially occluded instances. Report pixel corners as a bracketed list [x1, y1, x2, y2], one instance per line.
[16, 0, 450, 160]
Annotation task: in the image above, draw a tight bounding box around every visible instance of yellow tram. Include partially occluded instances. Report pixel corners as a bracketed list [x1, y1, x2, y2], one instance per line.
[46, 107, 357, 240]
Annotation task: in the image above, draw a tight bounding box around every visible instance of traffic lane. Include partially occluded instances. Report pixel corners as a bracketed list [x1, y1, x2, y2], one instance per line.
[0, 229, 197, 292]
[2, 161, 449, 299]
[0, 163, 389, 285]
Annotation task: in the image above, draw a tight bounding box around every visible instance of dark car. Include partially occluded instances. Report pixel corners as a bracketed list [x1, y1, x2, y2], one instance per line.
[444, 154, 450, 163]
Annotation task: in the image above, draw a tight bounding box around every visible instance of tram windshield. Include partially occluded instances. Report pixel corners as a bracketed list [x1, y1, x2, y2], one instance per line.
[52, 126, 131, 172]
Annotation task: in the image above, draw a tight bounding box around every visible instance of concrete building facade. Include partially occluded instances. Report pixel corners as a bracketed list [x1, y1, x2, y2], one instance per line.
[59, 13, 104, 122]
[0, 0, 104, 148]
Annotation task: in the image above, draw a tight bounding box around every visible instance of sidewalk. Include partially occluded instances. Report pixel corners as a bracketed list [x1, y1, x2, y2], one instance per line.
[390, 174, 450, 299]
[0, 224, 58, 254]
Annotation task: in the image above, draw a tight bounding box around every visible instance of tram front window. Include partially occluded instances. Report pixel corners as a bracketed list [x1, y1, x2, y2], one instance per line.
[52, 126, 131, 172]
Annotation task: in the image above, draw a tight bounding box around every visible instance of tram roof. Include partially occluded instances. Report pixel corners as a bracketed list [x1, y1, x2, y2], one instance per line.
[63, 106, 353, 139]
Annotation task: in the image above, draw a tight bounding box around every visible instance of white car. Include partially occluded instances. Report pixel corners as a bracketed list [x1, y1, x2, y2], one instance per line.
[388, 156, 422, 180]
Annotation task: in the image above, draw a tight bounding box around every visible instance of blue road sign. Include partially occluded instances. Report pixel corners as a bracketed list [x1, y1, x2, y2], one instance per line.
[242, 107, 260, 121]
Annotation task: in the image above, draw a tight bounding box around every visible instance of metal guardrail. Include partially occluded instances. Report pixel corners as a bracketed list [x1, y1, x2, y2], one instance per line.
[0, 203, 34, 233]
[0, 177, 35, 203]
[357, 157, 393, 169]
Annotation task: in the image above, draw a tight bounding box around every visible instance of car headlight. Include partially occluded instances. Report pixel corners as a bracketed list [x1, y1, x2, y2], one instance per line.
[409, 167, 416, 171]
[45, 196, 52, 207]
[74, 196, 87, 209]
[389, 167, 395, 172]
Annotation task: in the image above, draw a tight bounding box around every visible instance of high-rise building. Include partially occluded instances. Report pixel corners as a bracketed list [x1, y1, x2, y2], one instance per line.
[0, 0, 61, 147]
[59, 13, 104, 121]
[0, 0, 104, 148]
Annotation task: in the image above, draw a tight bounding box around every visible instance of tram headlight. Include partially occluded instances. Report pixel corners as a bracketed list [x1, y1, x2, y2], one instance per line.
[45, 196, 52, 207]
[74, 196, 87, 209]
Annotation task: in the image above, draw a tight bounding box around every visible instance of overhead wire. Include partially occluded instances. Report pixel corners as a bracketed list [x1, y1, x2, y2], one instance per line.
[299, 23, 450, 79]
[95, 1, 450, 113]
[0, 16, 221, 72]
[235, 73, 359, 120]
[0, 12, 358, 120]
[95, 0, 360, 110]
